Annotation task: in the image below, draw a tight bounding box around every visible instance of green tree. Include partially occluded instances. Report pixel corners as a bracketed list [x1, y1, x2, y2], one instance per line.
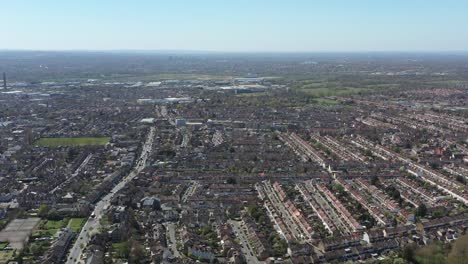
[364, 149, 373, 157]
[47, 209, 61, 221]
[447, 234, 468, 264]
[130, 241, 146, 264]
[416, 204, 427, 218]
[402, 244, 416, 263]
[370, 175, 379, 186]
[414, 243, 446, 264]
[226, 177, 237, 184]
[29, 243, 43, 256]
[117, 242, 130, 258]
[38, 204, 50, 218]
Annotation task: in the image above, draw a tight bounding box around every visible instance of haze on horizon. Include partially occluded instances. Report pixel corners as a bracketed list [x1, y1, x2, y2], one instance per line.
[2, 0, 468, 52]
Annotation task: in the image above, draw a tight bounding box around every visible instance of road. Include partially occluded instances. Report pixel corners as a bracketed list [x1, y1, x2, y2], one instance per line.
[165, 222, 181, 258]
[228, 220, 261, 264]
[181, 181, 199, 203]
[51, 153, 93, 194]
[65, 127, 156, 264]
[262, 182, 305, 241]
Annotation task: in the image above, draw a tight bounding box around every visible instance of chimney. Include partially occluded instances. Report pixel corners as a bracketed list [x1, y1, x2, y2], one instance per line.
[2, 72, 6, 90]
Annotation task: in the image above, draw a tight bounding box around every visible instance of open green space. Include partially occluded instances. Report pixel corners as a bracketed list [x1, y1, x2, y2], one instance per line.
[0, 242, 8, 249]
[33, 219, 69, 237]
[35, 137, 110, 147]
[33, 229, 58, 237]
[44, 219, 68, 229]
[152, 73, 233, 80]
[297, 87, 370, 97]
[112, 242, 127, 251]
[112, 242, 130, 258]
[235, 92, 266, 97]
[311, 98, 339, 105]
[67, 218, 86, 233]
[0, 250, 14, 263]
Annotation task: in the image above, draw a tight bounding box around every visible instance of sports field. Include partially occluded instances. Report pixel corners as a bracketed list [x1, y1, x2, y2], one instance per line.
[34, 137, 110, 147]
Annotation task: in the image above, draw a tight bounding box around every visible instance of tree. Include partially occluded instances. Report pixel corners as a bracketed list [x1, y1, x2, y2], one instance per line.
[447, 234, 468, 264]
[414, 243, 446, 264]
[416, 204, 427, 218]
[38, 204, 50, 218]
[130, 241, 146, 264]
[226, 177, 237, 184]
[47, 209, 62, 221]
[117, 242, 130, 258]
[370, 175, 379, 186]
[364, 149, 373, 157]
[402, 244, 416, 263]
[456, 175, 466, 184]
[29, 244, 44, 256]
[67, 148, 79, 162]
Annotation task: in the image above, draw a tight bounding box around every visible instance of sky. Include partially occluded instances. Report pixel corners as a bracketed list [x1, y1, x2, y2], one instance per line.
[1, 0, 468, 52]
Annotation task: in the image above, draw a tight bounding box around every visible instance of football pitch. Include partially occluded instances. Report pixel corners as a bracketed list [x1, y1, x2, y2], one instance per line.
[34, 137, 110, 147]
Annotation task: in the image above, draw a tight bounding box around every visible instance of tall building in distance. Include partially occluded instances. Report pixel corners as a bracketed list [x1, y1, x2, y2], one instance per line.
[2, 72, 6, 90]
[24, 127, 34, 145]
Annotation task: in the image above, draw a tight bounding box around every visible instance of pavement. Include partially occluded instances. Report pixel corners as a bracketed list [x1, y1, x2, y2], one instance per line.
[262, 182, 304, 240]
[165, 222, 181, 258]
[181, 181, 199, 203]
[65, 127, 156, 264]
[51, 153, 93, 194]
[228, 220, 261, 264]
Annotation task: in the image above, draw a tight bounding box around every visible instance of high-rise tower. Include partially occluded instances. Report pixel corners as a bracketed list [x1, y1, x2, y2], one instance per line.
[2, 72, 6, 90]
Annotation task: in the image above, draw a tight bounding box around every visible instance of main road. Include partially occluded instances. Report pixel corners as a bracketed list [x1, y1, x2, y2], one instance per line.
[66, 127, 156, 264]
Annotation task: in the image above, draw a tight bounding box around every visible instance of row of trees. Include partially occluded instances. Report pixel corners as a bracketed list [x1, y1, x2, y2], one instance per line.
[401, 233, 468, 264]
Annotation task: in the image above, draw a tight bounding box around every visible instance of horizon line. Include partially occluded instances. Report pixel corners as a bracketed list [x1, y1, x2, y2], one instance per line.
[1, 48, 468, 54]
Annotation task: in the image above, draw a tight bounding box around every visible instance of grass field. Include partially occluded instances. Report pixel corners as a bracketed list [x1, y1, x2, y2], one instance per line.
[311, 98, 339, 105]
[44, 219, 68, 229]
[236, 92, 266, 97]
[67, 218, 86, 233]
[112, 242, 130, 258]
[0, 250, 14, 263]
[33, 229, 58, 237]
[35, 137, 110, 147]
[0, 242, 8, 249]
[112, 242, 128, 251]
[298, 87, 370, 97]
[33, 219, 68, 237]
[153, 73, 233, 80]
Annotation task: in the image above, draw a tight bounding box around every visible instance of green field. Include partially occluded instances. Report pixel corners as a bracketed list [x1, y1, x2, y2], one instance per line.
[44, 219, 68, 229]
[33, 229, 58, 237]
[236, 92, 266, 97]
[33, 219, 69, 237]
[311, 98, 339, 105]
[35, 137, 110, 147]
[112, 242, 130, 258]
[152, 73, 232, 80]
[297, 87, 370, 97]
[67, 218, 86, 232]
[0, 251, 14, 263]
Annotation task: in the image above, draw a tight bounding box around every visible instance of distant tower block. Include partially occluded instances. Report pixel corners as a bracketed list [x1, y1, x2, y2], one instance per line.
[2, 72, 6, 90]
[25, 127, 34, 145]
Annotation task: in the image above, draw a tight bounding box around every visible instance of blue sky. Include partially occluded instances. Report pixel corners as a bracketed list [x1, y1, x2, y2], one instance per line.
[1, 0, 467, 52]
